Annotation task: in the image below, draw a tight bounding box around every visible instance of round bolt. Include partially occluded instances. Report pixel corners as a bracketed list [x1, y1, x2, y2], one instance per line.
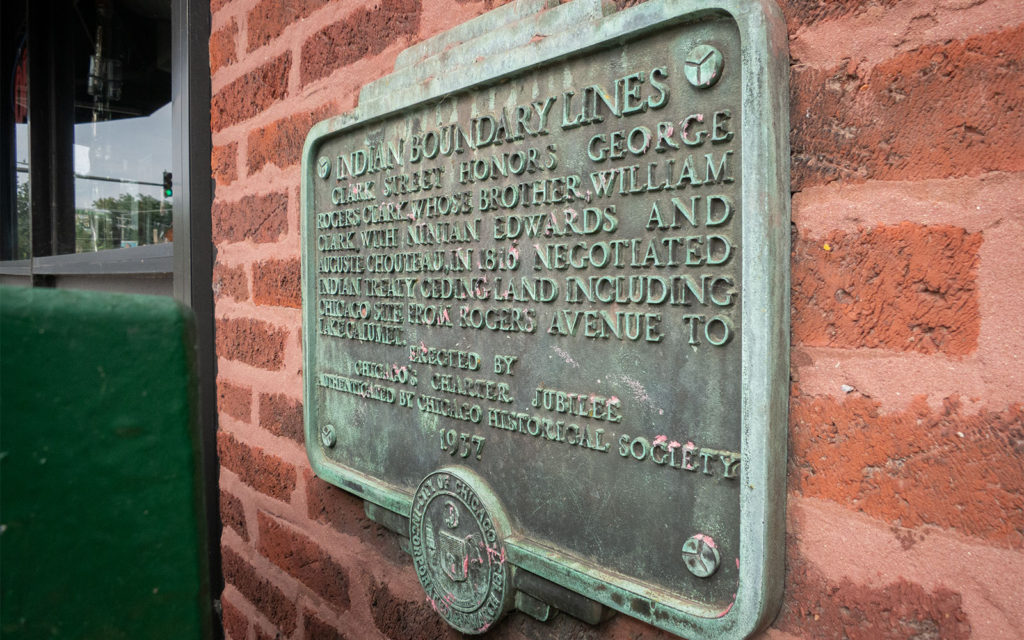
[684, 44, 724, 89]
[317, 156, 332, 179]
[681, 534, 720, 578]
[321, 423, 337, 448]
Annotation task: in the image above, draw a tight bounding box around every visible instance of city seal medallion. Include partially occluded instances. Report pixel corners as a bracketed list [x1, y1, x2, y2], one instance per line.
[409, 468, 514, 634]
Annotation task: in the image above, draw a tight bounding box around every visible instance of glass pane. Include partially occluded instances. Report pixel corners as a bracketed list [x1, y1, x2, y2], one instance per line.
[15, 123, 30, 260]
[70, 0, 173, 254]
[73, 102, 172, 252]
[14, 40, 29, 260]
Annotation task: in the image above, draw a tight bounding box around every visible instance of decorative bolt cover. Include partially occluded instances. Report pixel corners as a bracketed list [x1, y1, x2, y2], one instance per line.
[321, 423, 337, 448]
[681, 534, 720, 578]
[317, 156, 332, 179]
[684, 44, 724, 89]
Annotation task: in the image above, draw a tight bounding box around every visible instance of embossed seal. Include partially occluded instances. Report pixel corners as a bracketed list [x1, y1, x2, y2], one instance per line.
[410, 469, 513, 634]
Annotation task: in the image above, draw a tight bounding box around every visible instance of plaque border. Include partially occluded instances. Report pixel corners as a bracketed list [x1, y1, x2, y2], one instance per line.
[300, 1, 790, 637]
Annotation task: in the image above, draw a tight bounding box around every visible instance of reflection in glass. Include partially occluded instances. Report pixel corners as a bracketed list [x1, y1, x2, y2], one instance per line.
[69, 0, 173, 253]
[73, 102, 172, 252]
[7, 0, 172, 257]
[13, 37, 29, 259]
[14, 124, 30, 260]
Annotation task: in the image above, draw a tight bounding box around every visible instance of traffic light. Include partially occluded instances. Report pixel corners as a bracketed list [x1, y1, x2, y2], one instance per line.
[162, 171, 172, 198]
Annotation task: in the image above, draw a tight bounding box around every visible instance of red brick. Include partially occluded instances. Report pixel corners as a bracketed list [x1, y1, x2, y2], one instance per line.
[256, 511, 351, 610]
[300, 0, 421, 87]
[369, 579, 458, 640]
[218, 380, 252, 422]
[221, 545, 297, 634]
[211, 191, 288, 245]
[216, 317, 287, 370]
[774, 545, 970, 639]
[213, 262, 248, 302]
[247, 105, 332, 174]
[220, 489, 249, 542]
[777, 0, 898, 28]
[259, 392, 304, 443]
[256, 622, 284, 638]
[792, 223, 980, 355]
[254, 627, 278, 640]
[791, 24, 1024, 189]
[302, 608, 353, 640]
[790, 393, 1024, 547]
[211, 51, 291, 132]
[248, 0, 330, 52]
[212, 143, 238, 187]
[624, 0, 894, 27]
[209, 18, 238, 75]
[305, 470, 410, 565]
[252, 258, 301, 309]
[217, 430, 297, 502]
[220, 594, 249, 640]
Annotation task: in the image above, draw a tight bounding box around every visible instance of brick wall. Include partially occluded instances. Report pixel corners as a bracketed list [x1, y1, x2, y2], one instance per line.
[208, 0, 1024, 638]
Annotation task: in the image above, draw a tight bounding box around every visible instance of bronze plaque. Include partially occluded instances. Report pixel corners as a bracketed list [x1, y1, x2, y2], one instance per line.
[302, 1, 789, 637]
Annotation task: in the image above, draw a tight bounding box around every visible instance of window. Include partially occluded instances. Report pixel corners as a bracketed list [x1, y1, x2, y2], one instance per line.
[2, 0, 174, 290]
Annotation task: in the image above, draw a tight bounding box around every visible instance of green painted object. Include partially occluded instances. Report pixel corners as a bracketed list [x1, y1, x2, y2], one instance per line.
[0, 286, 211, 640]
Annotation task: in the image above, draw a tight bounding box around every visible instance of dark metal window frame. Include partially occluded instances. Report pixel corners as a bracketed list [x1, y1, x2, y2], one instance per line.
[171, 2, 222, 634]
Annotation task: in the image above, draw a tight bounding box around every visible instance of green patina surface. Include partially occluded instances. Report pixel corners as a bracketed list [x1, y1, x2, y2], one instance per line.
[301, 1, 790, 637]
[0, 286, 210, 640]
